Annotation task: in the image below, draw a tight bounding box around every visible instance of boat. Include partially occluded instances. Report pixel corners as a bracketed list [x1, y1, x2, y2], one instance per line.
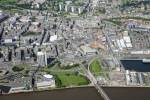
[142, 59, 150, 63]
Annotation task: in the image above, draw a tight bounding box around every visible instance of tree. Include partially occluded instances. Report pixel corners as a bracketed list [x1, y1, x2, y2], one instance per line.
[12, 66, 24, 72]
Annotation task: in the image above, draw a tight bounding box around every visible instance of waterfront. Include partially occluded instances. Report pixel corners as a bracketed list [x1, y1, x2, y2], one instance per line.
[0, 87, 104, 100]
[121, 60, 150, 72]
[1, 87, 150, 100]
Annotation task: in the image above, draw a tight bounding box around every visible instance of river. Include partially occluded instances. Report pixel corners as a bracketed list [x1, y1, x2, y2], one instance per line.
[1, 87, 150, 100]
[103, 87, 150, 100]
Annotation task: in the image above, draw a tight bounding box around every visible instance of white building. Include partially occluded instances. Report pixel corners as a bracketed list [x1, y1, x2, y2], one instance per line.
[19, 16, 31, 23]
[50, 35, 58, 42]
[37, 51, 47, 66]
[59, 2, 85, 14]
[80, 45, 97, 55]
[36, 74, 55, 89]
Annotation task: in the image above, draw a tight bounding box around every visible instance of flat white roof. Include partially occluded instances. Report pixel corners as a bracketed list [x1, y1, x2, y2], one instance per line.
[126, 43, 133, 48]
[4, 39, 13, 43]
[50, 35, 57, 42]
[44, 74, 53, 79]
[80, 45, 97, 53]
[123, 31, 128, 36]
[32, 22, 39, 25]
[123, 36, 131, 43]
[131, 51, 143, 54]
[37, 51, 44, 56]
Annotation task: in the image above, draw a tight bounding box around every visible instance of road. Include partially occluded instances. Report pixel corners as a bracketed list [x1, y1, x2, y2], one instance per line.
[80, 60, 111, 100]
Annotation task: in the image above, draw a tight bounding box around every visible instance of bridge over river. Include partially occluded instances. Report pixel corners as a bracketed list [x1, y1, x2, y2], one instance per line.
[80, 61, 111, 100]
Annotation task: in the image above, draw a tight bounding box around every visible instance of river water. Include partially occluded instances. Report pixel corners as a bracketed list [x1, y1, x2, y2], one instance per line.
[1, 87, 150, 100]
[121, 60, 150, 72]
[0, 87, 103, 100]
[103, 87, 150, 100]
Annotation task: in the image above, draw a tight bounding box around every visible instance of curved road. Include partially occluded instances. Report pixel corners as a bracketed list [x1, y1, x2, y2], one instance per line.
[80, 58, 111, 100]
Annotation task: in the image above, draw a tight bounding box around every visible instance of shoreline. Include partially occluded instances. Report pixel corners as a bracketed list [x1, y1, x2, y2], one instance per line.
[0, 85, 93, 95]
[1, 85, 150, 95]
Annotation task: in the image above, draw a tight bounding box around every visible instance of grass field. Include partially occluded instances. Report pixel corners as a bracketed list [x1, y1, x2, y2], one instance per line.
[41, 63, 90, 87]
[54, 72, 90, 87]
[12, 64, 31, 74]
[89, 59, 101, 76]
[23, 32, 41, 36]
[0, 0, 17, 4]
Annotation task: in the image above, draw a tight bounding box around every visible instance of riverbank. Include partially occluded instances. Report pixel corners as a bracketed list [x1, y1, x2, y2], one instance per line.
[0, 87, 104, 100]
[2, 84, 150, 95]
[1, 86, 150, 100]
[0, 85, 93, 95]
